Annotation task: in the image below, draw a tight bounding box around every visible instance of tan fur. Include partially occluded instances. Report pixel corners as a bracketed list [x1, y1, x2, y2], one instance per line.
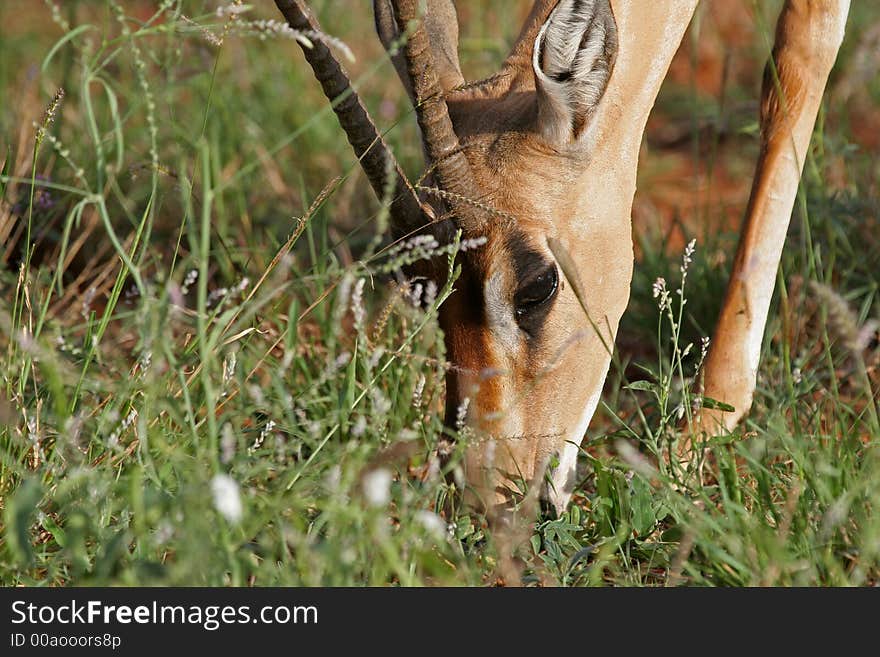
[431, 1, 701, 511]
[367, 1, 850, 513]
[697, 0, 850, 437]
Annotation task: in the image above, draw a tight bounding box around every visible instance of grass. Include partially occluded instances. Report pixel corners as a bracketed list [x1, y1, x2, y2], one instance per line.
[1, 0, 878, 586]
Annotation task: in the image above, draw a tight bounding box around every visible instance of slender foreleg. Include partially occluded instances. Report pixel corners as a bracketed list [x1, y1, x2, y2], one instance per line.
[698, 0, 850, 434]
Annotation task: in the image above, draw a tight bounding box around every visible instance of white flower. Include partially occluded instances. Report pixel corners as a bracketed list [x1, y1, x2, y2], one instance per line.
[459, 236, 488, 251]
[455, 397, 470, 430]
[249, 419, 275, 454]
[415, 510, 446, 541]
[362, 468, 392, 507]
[652, 277, 670, 311]
[614, 439, 658, 479]
[371, 389, 391, 416]
[181, 269, 198, 295]
[351, 415, 367, 438]
[412, 374, 426, 408]
[408, 282, 424, 307]
[683, 238, 696, 266]
[424, 281, 438, 307]
[221, 423, 236, 464]
[333, 351, 352, 371]
[325, 465, 342, 492]
[246, 383, 265, 407]
[153, 522, 173, 545]
[81, 286, 97, 318]
[652, 277, 666, 298]
[222, 351, 236, 385]
[369, 347, 385, 369]
[211, 474, 243, 523]
[216, 3, 250, 17]
[17, 328, 34, 352]
[351, 278, 366, 330]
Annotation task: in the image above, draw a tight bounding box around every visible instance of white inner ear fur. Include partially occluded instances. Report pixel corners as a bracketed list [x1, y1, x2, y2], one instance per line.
[532, 0, 617, 146]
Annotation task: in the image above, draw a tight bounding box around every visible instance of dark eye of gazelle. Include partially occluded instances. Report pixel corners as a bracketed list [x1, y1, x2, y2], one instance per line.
[514, 264, 559, 318]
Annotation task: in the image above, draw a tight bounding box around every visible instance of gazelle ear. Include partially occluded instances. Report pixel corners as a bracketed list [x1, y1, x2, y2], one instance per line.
[533, 0, 618, 147]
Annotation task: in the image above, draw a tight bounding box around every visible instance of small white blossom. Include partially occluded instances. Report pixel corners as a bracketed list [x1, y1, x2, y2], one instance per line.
[652, 277, 666, 298]
[856, 320, 879, 352]
[210, 474, 243, 523]
[351, 415, 367, 438]
[351, 278, 366, 331]
[408, 282, 424, 308]
[246, 383, 265, 407]
[678, 238, 697, 297]
[368, 347, 385, 370]
[371, 389, 391, 416]
[216, 3, 250, 17]
[412, 374, 426, 408]
[139, 350, 152, 375]
[336, 274, 353, 317]
[681, 238, 696, 273]
[221, 423, 236, 464]
[153, 522, 174, 545]
[17, 329, 35, 353]
[406, 234, 439, 251]
[459, 236, 488, 251]
[615, 439, 657, 478]
[334, 351, 351, 371]
[652, 277, 670, 311]
[207, 286, 229, 307]
[249, 419, 275, 454]
[415, 510, 446, 540]
[362, 468, 392, 507]
[424, 280, 438, 307]
[325, 464, 342, 492]
[107, 408, 137, 447]
[222, 351, 237, 385]
[455, 397, 470, 430]
[81, 286, 97, 318]
[181, 269, 198, 295]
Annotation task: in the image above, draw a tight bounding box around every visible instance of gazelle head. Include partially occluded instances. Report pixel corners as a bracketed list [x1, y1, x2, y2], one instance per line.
[378, 0, 632, 515]
[279, 0, 685, 514]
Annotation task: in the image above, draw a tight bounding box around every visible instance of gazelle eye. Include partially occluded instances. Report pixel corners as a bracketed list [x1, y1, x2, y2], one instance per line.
[514, 265, 559, 318]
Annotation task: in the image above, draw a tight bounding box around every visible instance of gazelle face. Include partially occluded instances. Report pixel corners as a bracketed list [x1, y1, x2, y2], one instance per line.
[283, 0, 682, 514]
[430, 0, 630, 513]
[437, 130, 632, 513]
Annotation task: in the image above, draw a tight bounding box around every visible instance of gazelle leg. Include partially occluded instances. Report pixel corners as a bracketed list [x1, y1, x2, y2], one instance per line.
[697, 0, 850, 435]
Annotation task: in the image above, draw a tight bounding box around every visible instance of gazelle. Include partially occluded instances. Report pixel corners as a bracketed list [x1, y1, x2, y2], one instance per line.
[274, 0, 850, 514]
